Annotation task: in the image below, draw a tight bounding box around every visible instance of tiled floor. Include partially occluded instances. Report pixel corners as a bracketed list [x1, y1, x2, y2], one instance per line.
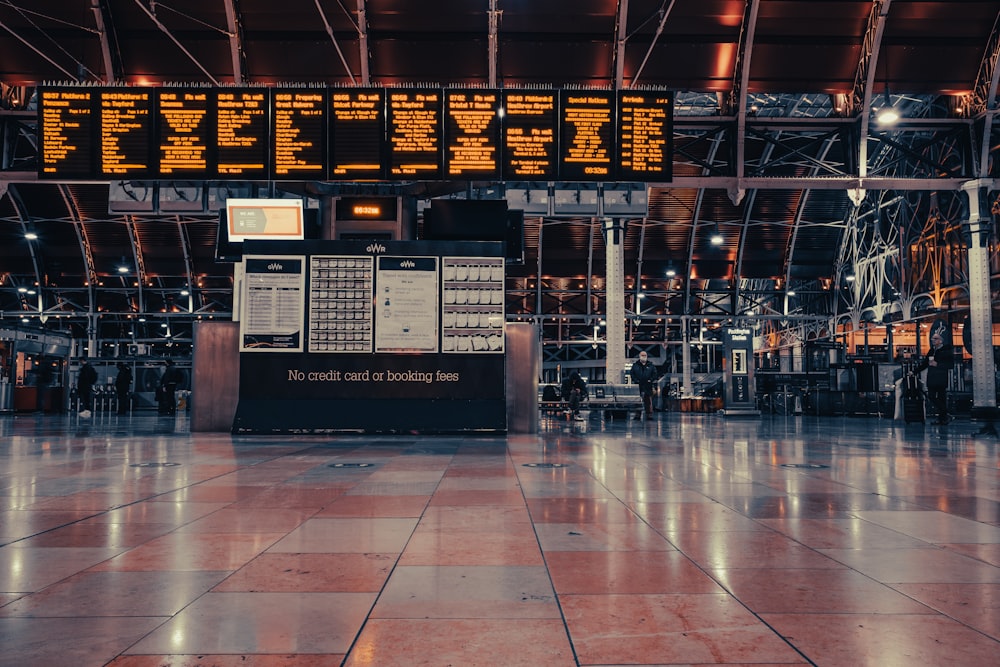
[1, 409, 998, 666]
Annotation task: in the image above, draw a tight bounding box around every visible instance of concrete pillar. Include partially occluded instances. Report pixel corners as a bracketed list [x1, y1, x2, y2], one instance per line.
[604, 218, 626, 384]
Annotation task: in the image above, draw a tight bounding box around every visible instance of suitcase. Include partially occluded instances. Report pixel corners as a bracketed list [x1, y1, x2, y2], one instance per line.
[902, 396, 925, 423]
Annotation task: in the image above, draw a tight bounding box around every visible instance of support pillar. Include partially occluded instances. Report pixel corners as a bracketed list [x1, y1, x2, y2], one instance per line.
[963, 181, 997, 413]
[603, 218, 626, 384]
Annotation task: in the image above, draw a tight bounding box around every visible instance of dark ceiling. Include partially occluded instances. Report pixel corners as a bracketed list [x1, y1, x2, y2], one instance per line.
[0, 1, 998, 345]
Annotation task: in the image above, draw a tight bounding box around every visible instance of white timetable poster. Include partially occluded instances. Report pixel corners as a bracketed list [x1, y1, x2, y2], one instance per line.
[239, 255, 306, 352]
[374, 256, 439, 352]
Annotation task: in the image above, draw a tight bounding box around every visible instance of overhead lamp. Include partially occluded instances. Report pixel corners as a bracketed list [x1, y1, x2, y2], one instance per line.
[24, 231, 38, 241]
[787, 289, 796, 297]
[117, 265, 129, 274]
[665, 263, 676, 277]
[845, 273, 856, 282]
[180, 289, 190, 296]
[710, 225, 723, 246]
[876, 91, 899, 125]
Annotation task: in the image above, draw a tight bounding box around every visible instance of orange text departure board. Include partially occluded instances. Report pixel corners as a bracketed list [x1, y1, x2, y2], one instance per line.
[37, 85, 674, 183]
[330, 88, 385, 180]
[99, 89, 153, 177]
[444, 89, 501, 179]
[617, 91, 672, 181]
[39, 88, 95, 179]
[157, 89, 211, 177]
[387, 89, 442, 179]
[271, 89, 326, 179]
[215, 89, 268, 178]
[502, 90, 557, 180]
[559, 90, 614, 181]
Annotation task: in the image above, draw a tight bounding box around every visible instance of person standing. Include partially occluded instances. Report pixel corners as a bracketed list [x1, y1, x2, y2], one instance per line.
[561, 370, 588, 421]
[34, 357, 54, 413]
[115, 362, 132, 415]
[158, 359, 183, 415]
[629, 350, 660, 419]
[76, 357, 97, 418]
[915, 330, 954, 425]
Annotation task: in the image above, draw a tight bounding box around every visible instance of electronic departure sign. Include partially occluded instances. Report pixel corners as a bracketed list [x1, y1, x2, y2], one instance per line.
[271, 88, 326, 180]
[215, 88, 269, 178]
[330, 88, 385, 180]
[444, 89, 501, 180]
[99, 89, 153, 177]
[36, 85, 674, 183]
[502, 90, 557, 180]
[39, 88, 95, 179]
[617, 91, 672, 182]
[157, 89, 211, 177]
[559, 90, 614, 181]
[387, 89, 442, 179]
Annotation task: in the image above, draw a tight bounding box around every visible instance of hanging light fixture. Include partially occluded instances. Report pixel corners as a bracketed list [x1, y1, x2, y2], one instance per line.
[710, 224, 723, 246]
[876, 89, 899, 125]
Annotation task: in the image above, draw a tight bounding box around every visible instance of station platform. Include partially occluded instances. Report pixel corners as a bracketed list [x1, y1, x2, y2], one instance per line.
[0, 410, 998, 666]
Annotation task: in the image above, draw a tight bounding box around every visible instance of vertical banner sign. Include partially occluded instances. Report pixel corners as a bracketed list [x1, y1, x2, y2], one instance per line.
[722, 327, 757, 412]
[240, 255, 306, 352]
[374, 256, 440, 353]
[502, 90, 557, 180]
[387, 89, 443, 179]
[444, 89, 501, 179]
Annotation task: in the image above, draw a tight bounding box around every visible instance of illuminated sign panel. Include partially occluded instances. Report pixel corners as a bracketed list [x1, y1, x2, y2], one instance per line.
[444, 89, 501, 179]
[157, 89, 211, 177]
[559, 90, 614, 181]
[215, 88, 268, 178]
[36, 85, 672, 184]
[334, 196, 399, 221]
[39, 88, 95, 179]
[226, 198, 305, 242]
[617, 91, 672, 182]
[271, 89, 327, 179]
[330, 88, 385, 179]
[387, 89, 442, 179]
[502, 90, 557, 180]
[99, 89, 153, 177]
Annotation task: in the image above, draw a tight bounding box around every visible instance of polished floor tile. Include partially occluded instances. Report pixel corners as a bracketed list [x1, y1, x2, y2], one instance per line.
[1, 411, 998, 665]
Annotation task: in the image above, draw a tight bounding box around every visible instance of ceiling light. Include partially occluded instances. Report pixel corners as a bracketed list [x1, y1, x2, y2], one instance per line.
[710, 227, 723, 245]
[24, 231, 38, 241]
[117, 265, 129, 274]
[876, 91, 899, 125]
[846, 274, 856, 282]
[787, 289, 796, 297]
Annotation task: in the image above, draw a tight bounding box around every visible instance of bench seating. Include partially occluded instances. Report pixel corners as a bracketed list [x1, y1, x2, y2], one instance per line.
[539, 383, 644, 417]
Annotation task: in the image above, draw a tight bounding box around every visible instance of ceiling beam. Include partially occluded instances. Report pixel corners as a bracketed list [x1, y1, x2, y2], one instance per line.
[629, 0, 676, 88]
[728, 0, 761, 206]
[313, 0, 356, 84]
[853, 0, 892, 203]
[612, 0, 629, 90]
[222, 0, 247, 84]
[132, 0, 221, 85]
[488, 0, 500, 87]
[971, 9, 1000, 176]
[357, 0, 370, 85]
[90, 0, 123, 83]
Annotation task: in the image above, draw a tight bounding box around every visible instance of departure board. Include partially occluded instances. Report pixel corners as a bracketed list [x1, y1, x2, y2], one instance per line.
[444, 89, 501, 179]
[99, 89, 153, 177]
[215, 89, 269, 178]
[36, 84, 673, 183]
[559, 90, 614, 181]
[617, 91, 672, 182]
[271, 89, 326, 179]
[157, 89, 211, 177]
[330, 88, 385, 179]
[502, 90, 557, 180]
[387, 89, 442, 179]
[39, 88, 95, 179]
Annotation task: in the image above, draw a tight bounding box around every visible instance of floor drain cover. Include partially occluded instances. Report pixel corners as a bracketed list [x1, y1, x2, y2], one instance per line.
[781, 463, 829, 469]
[329, 463, 375, 468]
[130, 462, 181, 468]
[523, 463, 568, 468]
